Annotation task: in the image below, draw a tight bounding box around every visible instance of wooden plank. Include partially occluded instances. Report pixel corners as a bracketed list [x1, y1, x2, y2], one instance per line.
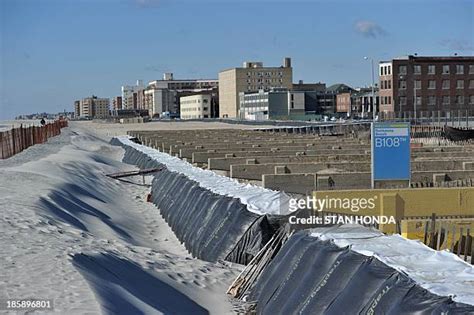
[451, 224, 456, 253]
[457, 227, 464, 257]
[436, 221, 443, 250]
[464, 228, 471, 262]
[106, 167, 163, 179]
[429, 213, 436, 249]
[423, 220, 429, 245]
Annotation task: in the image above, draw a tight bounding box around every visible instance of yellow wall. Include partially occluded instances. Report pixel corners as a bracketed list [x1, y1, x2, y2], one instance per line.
[313, 188, 474, 236]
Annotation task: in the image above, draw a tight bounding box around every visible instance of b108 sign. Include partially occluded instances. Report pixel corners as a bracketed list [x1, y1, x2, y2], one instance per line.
[371, 122, 411, 183]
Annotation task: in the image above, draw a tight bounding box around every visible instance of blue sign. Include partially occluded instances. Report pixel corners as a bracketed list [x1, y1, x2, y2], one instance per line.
[371, 122, 411, 184]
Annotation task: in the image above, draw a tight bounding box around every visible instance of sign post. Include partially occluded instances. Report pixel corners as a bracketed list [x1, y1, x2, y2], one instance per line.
[371, 122, 411, 188]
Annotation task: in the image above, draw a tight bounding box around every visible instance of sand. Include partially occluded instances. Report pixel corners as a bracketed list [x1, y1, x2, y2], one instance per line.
[0, 122, 245, 314]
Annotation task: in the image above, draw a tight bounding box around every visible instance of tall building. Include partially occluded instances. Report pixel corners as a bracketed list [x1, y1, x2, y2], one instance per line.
[121, 80, 144, 110]
[379, 55, 474, 115]
[74, 100, 81, 118]
[76, 96, 110, 119]
[218, 57, 293, 118]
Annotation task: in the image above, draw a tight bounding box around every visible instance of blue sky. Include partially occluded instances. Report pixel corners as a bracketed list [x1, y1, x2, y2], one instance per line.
[1, 0, 473, 119]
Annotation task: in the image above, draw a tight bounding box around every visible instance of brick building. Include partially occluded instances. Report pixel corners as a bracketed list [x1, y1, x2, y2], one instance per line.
[379, 55, 474, 116]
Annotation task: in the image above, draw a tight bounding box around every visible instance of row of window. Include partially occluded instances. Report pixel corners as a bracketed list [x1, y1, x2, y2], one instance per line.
[181, 107, 209, 112]
[396, 79, 474, 90]
[247, 71, 284, 77]
[397, 64, 474, 76]
[247, 78, 284, 84]
[398, 95, 474, 105]
[181, 99, 209, 104]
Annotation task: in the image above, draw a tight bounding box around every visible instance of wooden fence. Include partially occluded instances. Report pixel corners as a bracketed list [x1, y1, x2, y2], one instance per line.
[420, 214, 473, 265]
[0, 120, 68, 159]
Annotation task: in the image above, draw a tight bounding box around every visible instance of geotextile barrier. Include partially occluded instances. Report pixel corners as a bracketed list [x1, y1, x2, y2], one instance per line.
[111, 137, 281, 264]
[248, 230, 474, 314]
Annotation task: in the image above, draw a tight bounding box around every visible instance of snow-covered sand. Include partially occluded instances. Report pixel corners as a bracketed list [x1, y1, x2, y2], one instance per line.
[0, 123, 244, 314]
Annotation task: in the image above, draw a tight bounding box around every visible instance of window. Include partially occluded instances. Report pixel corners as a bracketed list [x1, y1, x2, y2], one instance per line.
[470, 65, 474, 74]
[414, 65, 421, 75]
[388, 65, 391, 75]
[428, 80, 436, 89]
[456, 80, 464, 89]
[456, 65, 464, 74]
[399, 80, 407, 89]
[399, 96, 407, 105]
[442, 80, 450, 89]
[415, 80, 421, 89]
[442, 65, 450, 74]
[470, 95, 474, 104]
[399, 65, 407, 75]
[388, 80, 391, 89]
[442, 96, 450, 105]
[455, 95, 464, 105]
[470, 80, 474, 89]
[428, 65, 436, 75]
[428, 96, 436, 106]
[415, 96, 422, 106]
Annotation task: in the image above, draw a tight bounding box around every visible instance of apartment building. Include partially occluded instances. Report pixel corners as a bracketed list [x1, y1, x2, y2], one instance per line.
[180, 93, 219, 119]
[76, 96, 110, 119]
[379, 55, 474, 115]
[219, 58, 293, 118]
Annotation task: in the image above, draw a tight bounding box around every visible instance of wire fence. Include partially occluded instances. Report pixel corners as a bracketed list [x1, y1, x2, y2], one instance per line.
[0, 119, 68, 159]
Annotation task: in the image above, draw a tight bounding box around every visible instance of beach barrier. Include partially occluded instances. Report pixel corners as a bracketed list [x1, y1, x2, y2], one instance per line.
[246, 228, 474, 314]
[0, 119, 68, 159]
[111, 136, 286, 264]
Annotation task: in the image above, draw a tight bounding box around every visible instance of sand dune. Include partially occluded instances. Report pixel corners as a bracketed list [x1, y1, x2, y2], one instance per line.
[0, 126, 242, 314]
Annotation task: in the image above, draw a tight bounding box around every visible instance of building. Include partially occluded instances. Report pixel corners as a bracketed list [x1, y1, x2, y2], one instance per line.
[121, 80, 144, 110]
[336, 87, 379, 117]
[180, 92, 219, 119]
[144, 88, 177, 118]
[239, 88, 305, 120]
[74, 100, 81, 118]
[292, 80, 326, 92]
[112, 96, 122, 111]
[336, 92, 351, 113]
[219, 58, 293, 118]
[75, 96, 110, 119]
[144, 73, 218, 117]
[379, 55, 474, 116]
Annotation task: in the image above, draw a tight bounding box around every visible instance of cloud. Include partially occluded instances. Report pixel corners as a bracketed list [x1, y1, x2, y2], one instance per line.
[439, 39, 474, 52]
[354, 20, 387, 38]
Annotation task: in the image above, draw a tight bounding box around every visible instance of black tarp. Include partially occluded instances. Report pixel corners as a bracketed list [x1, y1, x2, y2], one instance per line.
[248, 230, 474, 315]
[111, 138, 280, 264]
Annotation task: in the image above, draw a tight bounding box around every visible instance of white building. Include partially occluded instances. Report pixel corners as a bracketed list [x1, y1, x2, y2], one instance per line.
[239, 89, 305, 120]
[180, 94, 213, 119]
[144, 88, 177, 117]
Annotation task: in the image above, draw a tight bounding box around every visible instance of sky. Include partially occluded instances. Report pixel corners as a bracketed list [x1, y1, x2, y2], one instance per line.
[0, 0, 473, 119]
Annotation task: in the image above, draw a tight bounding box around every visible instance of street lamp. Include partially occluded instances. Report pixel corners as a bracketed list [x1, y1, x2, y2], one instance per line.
[364, 56, 376, 121]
